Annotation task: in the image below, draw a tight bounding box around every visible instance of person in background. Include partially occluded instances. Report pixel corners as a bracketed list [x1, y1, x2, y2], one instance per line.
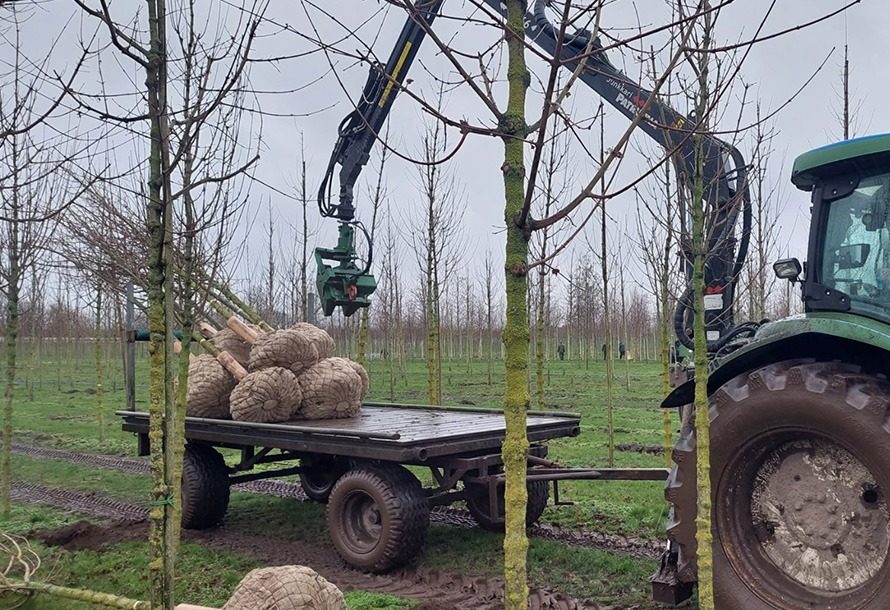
[619, 341, 626, 360]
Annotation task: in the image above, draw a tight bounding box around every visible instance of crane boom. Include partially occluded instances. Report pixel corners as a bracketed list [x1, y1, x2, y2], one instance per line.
[317, 0, 752, 353]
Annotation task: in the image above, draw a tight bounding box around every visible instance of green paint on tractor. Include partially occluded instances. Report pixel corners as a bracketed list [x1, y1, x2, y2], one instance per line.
[791, 133, 890, 191]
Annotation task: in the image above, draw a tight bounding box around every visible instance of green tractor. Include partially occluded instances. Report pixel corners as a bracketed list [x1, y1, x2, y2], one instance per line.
[660, 133, 890, 608]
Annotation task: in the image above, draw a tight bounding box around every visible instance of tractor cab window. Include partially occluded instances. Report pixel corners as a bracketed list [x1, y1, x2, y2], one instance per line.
[820, 170, 890, 318]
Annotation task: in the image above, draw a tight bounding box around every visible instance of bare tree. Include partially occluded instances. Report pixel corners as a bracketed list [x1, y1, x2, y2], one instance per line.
[0, 10, 84, 517]
[69, 1, 264, 606]
[409, 107, 465, 405]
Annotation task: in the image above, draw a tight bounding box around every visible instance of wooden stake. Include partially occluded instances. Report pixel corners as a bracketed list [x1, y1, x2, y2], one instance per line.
[226, 316, 260, 344]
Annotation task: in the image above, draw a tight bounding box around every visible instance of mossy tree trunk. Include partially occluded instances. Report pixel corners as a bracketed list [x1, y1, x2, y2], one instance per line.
[144, 1, 179, 607]
[357, 308, 370, 366]
[501, 1, 531, 606]
[170, 120, 200, 565]
[690, 2, 715, 606]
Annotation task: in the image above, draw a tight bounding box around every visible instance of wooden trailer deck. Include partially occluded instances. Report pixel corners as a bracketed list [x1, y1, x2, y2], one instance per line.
[118, 402, 581, 464]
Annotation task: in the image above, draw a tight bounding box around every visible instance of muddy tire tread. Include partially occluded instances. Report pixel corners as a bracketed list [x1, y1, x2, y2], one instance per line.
[181, 443, 230, 530]
[327, 463, 429, 573]
[667, 359, 890, 609]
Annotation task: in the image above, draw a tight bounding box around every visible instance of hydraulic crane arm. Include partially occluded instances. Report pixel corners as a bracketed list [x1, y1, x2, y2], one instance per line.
[318, 1, 753, 354]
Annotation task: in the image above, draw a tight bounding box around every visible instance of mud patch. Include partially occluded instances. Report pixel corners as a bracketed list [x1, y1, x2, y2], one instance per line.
[30, 519, 146, 552]
[188, 528, 604, 609]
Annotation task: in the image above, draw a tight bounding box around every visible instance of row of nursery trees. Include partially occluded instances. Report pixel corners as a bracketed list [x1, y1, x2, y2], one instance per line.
[0, 1, 858, 609]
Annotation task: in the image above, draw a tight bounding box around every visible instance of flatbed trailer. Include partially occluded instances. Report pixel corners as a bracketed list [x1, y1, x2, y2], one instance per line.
[119, 402, 666, 572]
[119, 403, 579, 571]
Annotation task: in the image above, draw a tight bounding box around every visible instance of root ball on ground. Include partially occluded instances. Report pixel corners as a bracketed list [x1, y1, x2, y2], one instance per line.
[186, 354, 236, 419]
[222, 565, 346, 610]
[250, 329, 319, 375]
[291, 322, 336, 359]
[298, 357, 363, 420]
[211, 328, 252, 367]
[230, 367, 302, 423]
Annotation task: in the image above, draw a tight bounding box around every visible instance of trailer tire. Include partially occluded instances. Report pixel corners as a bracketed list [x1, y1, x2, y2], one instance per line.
[668, 360, 890, 609]
[327, 463, 429, 572]
[300, 456, 348, 503]
[181, 444, 230, 530]
[465, 478, 549, 532]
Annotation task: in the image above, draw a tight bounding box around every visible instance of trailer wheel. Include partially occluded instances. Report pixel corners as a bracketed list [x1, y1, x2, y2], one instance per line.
[181, 444, 230, 530]
[300, 456, 348, 503]
[668, 361, 890, 609]
[327, 463, 429, 572]
[465, 477, 549, 532]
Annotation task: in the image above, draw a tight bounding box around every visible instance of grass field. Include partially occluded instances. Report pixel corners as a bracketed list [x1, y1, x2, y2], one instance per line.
[1, 340, 680, 608]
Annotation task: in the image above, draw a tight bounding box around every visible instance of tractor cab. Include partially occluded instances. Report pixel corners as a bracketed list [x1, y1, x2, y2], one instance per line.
[784, 134, 890, 323]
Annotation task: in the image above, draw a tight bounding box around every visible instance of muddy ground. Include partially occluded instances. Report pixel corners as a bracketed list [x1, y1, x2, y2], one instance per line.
[24, 489, 605, 610]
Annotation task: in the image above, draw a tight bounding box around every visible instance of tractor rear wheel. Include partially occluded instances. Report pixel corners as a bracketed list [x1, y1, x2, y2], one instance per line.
[668, 360, 890, 609]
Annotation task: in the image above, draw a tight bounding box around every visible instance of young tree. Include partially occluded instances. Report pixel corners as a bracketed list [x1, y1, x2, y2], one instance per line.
[0, 0, 88, 519]
[532, 112, 570, 408]
[410, 109, 465, 405]
[358, 139, 389, 366]
[687, 2, 717, 605]
[70, 2, 263, 606]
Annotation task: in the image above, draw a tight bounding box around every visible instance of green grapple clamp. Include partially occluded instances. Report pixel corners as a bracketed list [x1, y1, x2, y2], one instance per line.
[315, 222, 377, 317]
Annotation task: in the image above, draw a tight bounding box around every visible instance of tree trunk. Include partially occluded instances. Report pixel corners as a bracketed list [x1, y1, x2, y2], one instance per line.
[144, 1, 178, 607]
[501, 2, 530, 606]
[357, 307, 369, 366]
[1, 193, 19, 519]
[95, 281, 105, 443]
[599, 120, 615, 469]
[691, 3, 715, 606]
[660, 159, 674, 466]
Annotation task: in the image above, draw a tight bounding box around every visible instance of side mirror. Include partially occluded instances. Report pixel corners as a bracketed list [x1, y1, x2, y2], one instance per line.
[834, 243, 871, 270]
[773, 258, 802, 281]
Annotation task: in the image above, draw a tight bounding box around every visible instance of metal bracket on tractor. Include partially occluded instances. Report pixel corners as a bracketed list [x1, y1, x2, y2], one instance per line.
[650, 548, 695, 605]
[315, 222, 377, 317]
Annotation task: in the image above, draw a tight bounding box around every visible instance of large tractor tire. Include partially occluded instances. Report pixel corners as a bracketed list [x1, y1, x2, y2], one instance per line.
[181, 444, 231, 530]
[465, 478, 550, 532]
[327, 463, 429, 572]
[668, 360, 890, 609]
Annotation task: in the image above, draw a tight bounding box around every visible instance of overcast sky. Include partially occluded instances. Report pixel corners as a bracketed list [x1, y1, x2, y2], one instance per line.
[11, 0, 890, 314]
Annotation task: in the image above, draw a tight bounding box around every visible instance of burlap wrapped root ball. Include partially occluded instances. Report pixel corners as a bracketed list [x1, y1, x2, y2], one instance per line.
[291, 322, 335, 359]
[250, 329, 319, 376]
[222, 565, 346, 610]
[230, 367, 302, 423]
[186, 354, 236, 419]
[347, 359, 369, 402]
[211, 328, 252, 368]
[298, 357, 364, 420]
